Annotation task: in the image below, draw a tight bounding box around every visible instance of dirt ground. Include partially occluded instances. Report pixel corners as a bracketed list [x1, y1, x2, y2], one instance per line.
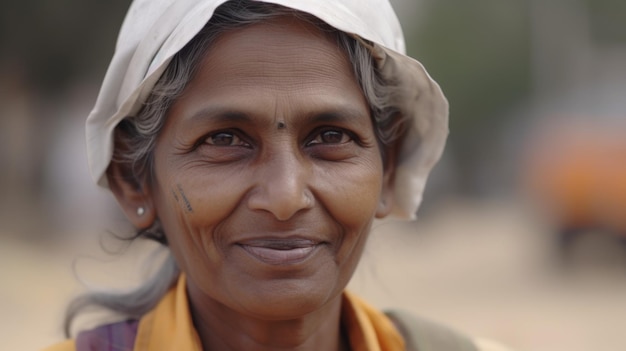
[2, 198, 626, 351]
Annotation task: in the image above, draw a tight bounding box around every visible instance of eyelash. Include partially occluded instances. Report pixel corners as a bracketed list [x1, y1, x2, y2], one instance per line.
[204, 130, 249, 147]
[305, 127, 356, 146]
[196, 127, 358, 150]
[193, 129, 247, 149]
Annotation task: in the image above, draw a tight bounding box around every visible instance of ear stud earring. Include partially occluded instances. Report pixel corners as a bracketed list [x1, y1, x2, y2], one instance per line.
[137, 207, 145, 216]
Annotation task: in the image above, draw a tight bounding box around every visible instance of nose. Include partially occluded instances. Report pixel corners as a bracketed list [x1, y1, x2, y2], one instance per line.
[247, 150, 314, 221]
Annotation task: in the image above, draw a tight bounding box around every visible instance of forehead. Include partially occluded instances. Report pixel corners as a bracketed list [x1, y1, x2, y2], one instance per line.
[162, 15, 371, 132]
[183, 16, 363, 99]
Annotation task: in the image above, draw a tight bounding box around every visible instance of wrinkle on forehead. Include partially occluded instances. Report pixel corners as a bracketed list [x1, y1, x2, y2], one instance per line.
[192, 17, 356, 93]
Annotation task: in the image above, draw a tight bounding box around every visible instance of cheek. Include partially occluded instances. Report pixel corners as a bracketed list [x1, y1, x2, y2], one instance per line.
[316, 160, 384, 230]
[152, 168, 245, 260]
[159, 172, 243, 233]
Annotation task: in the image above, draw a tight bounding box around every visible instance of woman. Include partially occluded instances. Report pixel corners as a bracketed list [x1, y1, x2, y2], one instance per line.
[45, 0, 506, 350]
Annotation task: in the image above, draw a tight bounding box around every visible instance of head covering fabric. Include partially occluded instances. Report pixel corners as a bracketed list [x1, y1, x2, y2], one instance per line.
[86, 0, 449, 219]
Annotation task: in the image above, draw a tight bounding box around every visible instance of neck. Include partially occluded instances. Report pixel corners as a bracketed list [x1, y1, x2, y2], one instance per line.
[187, 284, 349, 351]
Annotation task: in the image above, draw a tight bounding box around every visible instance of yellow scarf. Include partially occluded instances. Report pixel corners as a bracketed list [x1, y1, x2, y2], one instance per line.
[135, 275, 404, 351]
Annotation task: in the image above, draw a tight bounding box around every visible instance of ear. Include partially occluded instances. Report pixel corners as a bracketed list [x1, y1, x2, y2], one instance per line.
[106, 160, 156, 229]
[375, 140, 399, 219]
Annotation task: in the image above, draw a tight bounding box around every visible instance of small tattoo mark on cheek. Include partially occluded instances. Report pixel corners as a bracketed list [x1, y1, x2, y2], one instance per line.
[176, 183, 193, 213]
[277, 121, 286, 130]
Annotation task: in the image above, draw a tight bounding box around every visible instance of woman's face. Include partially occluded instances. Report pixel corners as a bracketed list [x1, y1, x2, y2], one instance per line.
[147, 17, 394, 319]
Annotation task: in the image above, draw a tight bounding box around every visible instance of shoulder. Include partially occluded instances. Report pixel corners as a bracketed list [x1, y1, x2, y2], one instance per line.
[385, 309, 513, 351]
[77, 320, 139, 351]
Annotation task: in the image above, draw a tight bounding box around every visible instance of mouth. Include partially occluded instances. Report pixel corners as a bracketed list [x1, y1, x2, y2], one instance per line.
[238, 238, 323, 265]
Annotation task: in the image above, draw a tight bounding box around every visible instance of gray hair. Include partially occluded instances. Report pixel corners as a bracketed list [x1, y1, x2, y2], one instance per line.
[66, 0, 405, 337]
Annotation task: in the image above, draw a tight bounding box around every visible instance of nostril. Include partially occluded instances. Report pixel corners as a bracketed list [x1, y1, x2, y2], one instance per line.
[303, 190, 314, 208]
[247, 185, 314, 221]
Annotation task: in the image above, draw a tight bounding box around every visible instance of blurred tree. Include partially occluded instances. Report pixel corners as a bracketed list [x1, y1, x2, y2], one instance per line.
[587, 0, 626, 44]
[0, 0, 129, 93]
[405, 1, 532, 194]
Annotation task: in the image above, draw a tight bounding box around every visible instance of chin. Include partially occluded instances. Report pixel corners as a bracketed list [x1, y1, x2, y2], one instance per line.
[235, 278, 341, 321]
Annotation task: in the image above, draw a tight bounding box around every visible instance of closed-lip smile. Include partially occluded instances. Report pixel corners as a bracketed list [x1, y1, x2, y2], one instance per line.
[238, 238, 323, 265]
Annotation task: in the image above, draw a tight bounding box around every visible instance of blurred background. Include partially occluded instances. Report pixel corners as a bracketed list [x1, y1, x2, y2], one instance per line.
[1, 0, 625, 350]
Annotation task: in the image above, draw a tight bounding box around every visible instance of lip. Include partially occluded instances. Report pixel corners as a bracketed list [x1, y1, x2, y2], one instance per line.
[238, 238, 323, 265]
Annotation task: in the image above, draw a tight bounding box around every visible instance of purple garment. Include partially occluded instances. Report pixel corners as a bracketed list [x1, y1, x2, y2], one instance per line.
[75, 320, 139, 351]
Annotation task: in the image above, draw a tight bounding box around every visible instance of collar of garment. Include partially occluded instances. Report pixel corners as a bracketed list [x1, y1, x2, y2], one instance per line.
[133, 274, 404, 351]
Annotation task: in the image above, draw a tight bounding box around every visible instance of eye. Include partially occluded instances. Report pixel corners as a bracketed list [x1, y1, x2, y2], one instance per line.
[308, 129, 352, 145]
[205, 131, 248, 147]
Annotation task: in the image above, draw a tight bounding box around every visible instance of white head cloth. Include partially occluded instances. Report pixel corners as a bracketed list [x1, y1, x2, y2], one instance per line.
[86, 0, 449, 220]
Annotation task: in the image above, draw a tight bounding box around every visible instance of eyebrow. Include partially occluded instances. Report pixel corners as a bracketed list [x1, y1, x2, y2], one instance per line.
[305, 107, 368, 124]
[185, 107, 254, 126]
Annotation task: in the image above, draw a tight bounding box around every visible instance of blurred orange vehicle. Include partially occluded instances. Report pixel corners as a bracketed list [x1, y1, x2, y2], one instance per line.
[523, 118, 626, 253]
